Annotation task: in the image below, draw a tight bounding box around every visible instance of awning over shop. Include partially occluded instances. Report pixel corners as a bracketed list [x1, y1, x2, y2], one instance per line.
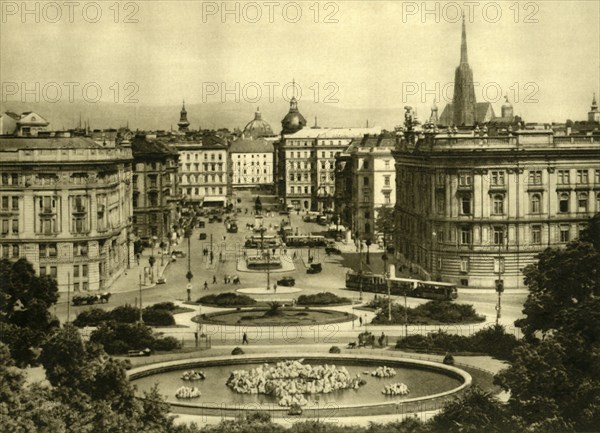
[201, 196, 227, 207]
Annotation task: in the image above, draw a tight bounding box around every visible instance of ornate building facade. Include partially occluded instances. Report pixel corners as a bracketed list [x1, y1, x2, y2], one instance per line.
[334, 134, 396, 241]
[393, 125, 600, 289]
[0, 134, 133, 292]
[131, 135, 180, 244]
[228, 137, 274, 188]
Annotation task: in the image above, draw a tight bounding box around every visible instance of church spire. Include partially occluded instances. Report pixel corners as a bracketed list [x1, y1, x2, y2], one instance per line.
[178, 99, 190, 132]
[460, 12, 469, 65]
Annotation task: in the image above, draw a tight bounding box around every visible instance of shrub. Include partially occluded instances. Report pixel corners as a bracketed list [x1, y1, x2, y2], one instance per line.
[89, 322, 181, 355]
[329, 346, 341, 354]
[152, 336, 180, 351]
[232, 347, 244, 355]
[395, 325, 518, 361]
[73, 308, 109, 327]
[197, 293, 256, 307]
[372, 300, 485, 325]
[142, 308, 175, 326]
[109, 305, 139, 323]
[150, 302, 176, 311]
[297, 292, 351, 306]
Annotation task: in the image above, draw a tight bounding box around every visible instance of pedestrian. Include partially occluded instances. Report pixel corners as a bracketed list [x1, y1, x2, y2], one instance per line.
[274, 283, 277, 293]
[219, 252, 222, 262]
[359, 316, 363, 326]
[213, 275, 217, 284]
[210, 251, 214, 264]
[272, 247, 276, 256]
[223, 235, 226, 241]
[224, 276, 227, 284]
[242, 332, 249, 345]
[204, 281, 208, 290]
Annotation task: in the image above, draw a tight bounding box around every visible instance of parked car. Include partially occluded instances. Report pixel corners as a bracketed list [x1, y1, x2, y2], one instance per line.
[199, 221, 206, 228]
[307, 263, 322, 274]
[277, 277, 295, 286]
[227, 223, 238, 233]
[198, 233, 207, 240]
[172, 250, 186, 258]
[157, 276, 167, 284]
[325, 246, 342, 255]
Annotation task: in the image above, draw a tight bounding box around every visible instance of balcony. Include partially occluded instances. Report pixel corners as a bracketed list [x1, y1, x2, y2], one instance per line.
[40, 207, 55, 215]
[72, 206, 86, 215]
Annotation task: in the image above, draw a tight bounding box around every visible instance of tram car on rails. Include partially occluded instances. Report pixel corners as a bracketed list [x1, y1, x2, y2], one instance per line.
[283, 234, 328, 248]
[345, 271, 458, 301]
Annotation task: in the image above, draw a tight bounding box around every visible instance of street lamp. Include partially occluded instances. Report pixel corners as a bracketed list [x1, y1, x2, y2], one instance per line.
[185, 227, 193, 301]
[495, 243, 504, 326]
[382, 252, 391, 322]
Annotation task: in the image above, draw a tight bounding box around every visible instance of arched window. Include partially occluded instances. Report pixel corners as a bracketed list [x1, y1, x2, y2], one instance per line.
[530, 194, 541, 213]
[559, 193, 570, 213]
[493, 195, 504, 214]
[181, 174, 187, 184]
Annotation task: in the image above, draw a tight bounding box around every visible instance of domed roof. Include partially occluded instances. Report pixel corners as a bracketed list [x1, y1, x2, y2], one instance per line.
[243, 108, 274, 139]
[281, 97, 307, 134]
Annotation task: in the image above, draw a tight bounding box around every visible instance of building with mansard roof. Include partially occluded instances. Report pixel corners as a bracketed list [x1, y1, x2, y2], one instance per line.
[0, 133, 133, 292]
[393, 117, 600, 289]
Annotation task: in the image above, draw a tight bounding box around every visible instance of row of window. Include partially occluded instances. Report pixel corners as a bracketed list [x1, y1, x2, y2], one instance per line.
[183, 187, 224, 196]
[436, 192, 600, 216]
[0, 218, 19, 235]
[442, 169, 600, 187]
[451, 224, 578, 246]
[182, 163, 225, 172]
[360, 160, 392, 170]
[184, 153, 223, 161]
[181, 174, 225, 184]
[235, 154, 269, 158]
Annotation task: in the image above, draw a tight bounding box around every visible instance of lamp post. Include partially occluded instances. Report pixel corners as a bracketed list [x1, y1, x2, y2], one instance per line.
[357, 231, 363, 301]
[365, 238, 372, 265]
[495, 243, 504, 326]
[382, 252, 391, 322]
[185, 227, 193, 301]
[138, 273, 143, 323]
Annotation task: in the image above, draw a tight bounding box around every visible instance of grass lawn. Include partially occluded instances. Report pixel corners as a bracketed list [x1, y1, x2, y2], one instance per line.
[195, 308, 355, 326]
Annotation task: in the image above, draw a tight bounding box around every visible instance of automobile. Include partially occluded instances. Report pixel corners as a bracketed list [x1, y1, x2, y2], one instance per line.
[325, 246, 342, 255]
[157, 276, 167, 284]
[172, 250, 186, 258]
[277, 277, 295, 286]
[279, 209, 290, 215]
[302, 215, 314, 222]
[227, 223, 238, 233]
[306, 263, 322, 274]
[199, 221, 205, 228]
[317, 215, 328, 225]
[208, 216, 216, 223]
[198, 233, 207, 240]
[216, 215, 223, 223]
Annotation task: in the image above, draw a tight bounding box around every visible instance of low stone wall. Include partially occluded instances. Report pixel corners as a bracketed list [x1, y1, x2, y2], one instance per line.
[128, 353, 472, 418]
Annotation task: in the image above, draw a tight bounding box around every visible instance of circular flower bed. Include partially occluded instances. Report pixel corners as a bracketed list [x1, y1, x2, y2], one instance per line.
[181, 370, 206, 381]
[371, 366, 397, 378]
[175, 386, 201, 399]
[382, 383, 409, 396]
[226, 359, 366, 407]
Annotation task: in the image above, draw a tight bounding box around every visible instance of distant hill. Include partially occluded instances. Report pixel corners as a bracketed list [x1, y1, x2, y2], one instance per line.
[0, 100, 406, 133]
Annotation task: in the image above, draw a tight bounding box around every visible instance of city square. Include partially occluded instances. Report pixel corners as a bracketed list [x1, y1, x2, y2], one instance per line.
[1, 1, 599, 432]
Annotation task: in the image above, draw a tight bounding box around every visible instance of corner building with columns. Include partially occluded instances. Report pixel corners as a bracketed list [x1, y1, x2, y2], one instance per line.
[393, 129, 600, 289]
[0, 134, 133, 292]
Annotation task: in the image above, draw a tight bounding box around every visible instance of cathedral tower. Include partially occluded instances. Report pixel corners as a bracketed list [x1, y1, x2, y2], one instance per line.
[452, 14, 477, 126]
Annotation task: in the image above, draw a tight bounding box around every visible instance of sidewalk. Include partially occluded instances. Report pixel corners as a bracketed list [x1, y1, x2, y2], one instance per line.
[109, 250, 172, 295]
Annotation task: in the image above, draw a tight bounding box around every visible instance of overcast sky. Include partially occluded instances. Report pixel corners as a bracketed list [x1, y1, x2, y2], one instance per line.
[1, 1, 599, 124]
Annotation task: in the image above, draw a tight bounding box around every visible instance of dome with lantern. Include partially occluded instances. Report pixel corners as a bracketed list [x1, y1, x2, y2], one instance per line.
[243, 107, 274, 139]
[281, 97, 307, 134]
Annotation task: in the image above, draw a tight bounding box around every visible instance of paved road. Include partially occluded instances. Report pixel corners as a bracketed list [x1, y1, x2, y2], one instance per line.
[55, 195, 528, 338]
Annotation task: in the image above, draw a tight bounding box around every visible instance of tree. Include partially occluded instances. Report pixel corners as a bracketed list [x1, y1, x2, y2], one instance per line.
[495, 213, 600, 431]
[428, 387, 520, 433]
[374, 206, 395, 248]
[0, 258, 59, 366]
